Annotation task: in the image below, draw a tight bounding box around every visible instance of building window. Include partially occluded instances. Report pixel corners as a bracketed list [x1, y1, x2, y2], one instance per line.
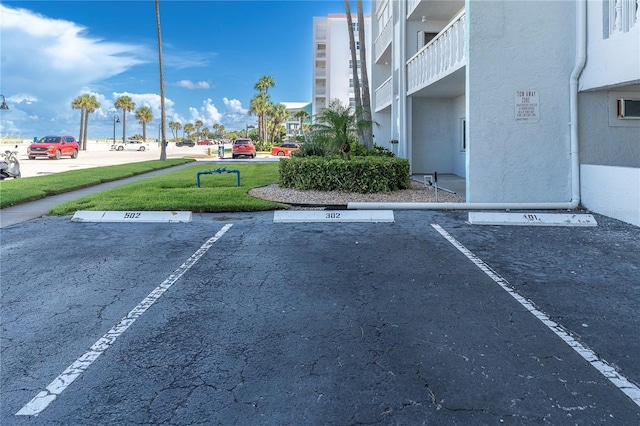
[352, 22, 359, 33]
[349, 59, 361, 69]
[460, 118, 466, 151]
[349, 97, 356, 107]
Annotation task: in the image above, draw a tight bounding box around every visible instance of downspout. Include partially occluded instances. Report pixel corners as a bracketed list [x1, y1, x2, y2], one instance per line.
[349, 0, 587, 212]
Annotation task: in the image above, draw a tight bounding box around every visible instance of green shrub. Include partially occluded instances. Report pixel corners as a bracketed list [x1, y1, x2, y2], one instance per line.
[291, 142, 330, 158]
[278, 156, 410, 193]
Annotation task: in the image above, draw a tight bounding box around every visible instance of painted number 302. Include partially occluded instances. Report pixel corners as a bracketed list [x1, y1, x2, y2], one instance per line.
[326, 212, 341, 219]
[124, 212, 141, 219]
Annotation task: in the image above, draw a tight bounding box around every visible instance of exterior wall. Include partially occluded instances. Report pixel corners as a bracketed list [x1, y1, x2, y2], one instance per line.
[466, 0, 576, 203]
[578, 89, 640, 225]
[581, 0, 640, 90]
[410, 95, 466, 176]
[581, 164, 640, 226]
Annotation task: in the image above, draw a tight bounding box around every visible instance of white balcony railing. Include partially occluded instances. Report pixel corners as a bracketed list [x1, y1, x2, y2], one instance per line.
[376, 0, 389, 16]
[608, 0, 639, 35]
[375, 76, 393, 112]
[407, 9, 466, 95]
[374, 18, 392, 62]
[407, 0, 421, 18]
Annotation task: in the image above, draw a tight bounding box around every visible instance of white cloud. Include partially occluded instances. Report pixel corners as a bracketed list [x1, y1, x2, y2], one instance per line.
[0, 5, 147, 137]
[176, 80, 211, 90]
[223, 98, 247, 114]
[189, 99, 222, 125]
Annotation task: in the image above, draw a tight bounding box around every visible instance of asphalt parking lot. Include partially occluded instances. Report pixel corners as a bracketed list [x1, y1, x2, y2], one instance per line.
[1, 208, 639, 424]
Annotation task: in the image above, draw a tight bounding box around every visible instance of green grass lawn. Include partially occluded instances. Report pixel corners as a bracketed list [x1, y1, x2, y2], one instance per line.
[48, 162, 287, 215]
[0, 159, 194, 208]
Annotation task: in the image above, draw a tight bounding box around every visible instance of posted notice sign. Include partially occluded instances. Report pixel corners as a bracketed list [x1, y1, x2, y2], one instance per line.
[515, 90, 539, 122]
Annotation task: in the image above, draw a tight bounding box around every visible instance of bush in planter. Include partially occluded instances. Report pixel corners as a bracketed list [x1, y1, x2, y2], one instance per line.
[279, 156, 410, 194]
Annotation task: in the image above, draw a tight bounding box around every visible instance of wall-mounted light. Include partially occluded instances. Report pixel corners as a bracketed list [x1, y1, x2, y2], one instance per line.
[421, 16, 426, 23]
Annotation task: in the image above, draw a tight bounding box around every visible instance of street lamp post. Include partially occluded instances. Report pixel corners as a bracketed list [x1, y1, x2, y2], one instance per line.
[0, 95, 9, 110]
[113, 114, 120, 144]
[245, 124, 255, 138]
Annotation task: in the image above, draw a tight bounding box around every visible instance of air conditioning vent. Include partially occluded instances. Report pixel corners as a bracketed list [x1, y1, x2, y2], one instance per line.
[617, 98, 640, 119]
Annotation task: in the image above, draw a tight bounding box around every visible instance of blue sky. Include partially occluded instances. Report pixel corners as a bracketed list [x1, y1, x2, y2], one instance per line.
[0, 1, 371, 140]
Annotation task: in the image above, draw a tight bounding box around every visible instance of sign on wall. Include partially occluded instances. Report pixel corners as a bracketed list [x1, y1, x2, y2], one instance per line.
[515, 90, 540, 122]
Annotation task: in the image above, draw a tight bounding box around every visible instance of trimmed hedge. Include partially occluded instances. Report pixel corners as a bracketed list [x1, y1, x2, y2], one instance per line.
[278, 156, 411, 193]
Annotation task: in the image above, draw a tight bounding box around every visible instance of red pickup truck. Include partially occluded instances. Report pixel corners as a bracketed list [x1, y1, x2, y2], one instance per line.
[28, 136, 80, 160]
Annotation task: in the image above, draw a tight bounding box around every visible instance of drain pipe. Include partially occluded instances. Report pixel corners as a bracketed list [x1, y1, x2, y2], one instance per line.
[349, 1, 587, 212]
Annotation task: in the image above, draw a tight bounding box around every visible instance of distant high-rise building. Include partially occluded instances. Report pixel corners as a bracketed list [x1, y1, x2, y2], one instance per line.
[312, 14, 372, 118]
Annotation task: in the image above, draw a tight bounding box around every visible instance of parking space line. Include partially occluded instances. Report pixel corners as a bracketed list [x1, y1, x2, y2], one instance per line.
[431, 223, 640, 408]
[16, 223, 234, 417]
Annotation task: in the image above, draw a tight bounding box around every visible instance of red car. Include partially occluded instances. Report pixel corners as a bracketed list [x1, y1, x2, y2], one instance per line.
[270, 143, 300, 157]
[232, 138, 256, 159]
[197, 139, 213, 145]
[28, 135, 80, 160]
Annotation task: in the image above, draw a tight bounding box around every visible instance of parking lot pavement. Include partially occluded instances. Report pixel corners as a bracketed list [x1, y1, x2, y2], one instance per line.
[1, 210, 639, 424]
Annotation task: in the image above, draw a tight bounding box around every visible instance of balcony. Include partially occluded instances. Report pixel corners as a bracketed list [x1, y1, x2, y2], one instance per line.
[407, 9, 466, 96]
[376, 0, 389, 16]
[608, 0, 639, 36]
[374, 18, 392, 63]
[374, 76, 393, 112]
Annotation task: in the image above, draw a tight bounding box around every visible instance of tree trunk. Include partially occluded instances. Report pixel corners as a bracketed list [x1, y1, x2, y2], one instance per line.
[78, 109, 84, 148]
[156, 0, 167, 160]
[357, 0, 374, 149]
[122, 111, 126, 142]
[83, 109, 89, 150]
[344, 0, 364, 146]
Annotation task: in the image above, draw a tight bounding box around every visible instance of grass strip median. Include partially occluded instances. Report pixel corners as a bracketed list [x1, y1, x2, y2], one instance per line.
[0, 159, 195, 208]
[48, 162, 287, 215]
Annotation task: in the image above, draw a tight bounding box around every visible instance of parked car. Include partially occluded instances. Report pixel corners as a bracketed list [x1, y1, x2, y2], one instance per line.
[197, 139, 213, 145]
[110, 140, 151, 151]
[27, 135, 79, 160]
[232, 138, 256, 159]
[270, 143, 300, 157]
[176, 139, 195, 147]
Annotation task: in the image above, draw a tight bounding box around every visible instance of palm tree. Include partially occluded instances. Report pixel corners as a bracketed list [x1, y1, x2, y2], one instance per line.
[82, 95, 100, 150]
[201, 127, 210, 140]
[194, 119, 203, 142]
[357, 0, 373, 148]
[254, 75, 276, 95]
[344, 0, 362, 139]
[114, 95, 136, 142]
[169, 121, 181, 140]
[294, 109, 310, 140]
[135, 106, 154, 142]
[184, 123, 195, 139]
[269, 103, 289, 143]
[71, 95, 87, 147]
[155, 0, 167, 160]
[250, 93, 270, 142]
[312, 99, 371, 159]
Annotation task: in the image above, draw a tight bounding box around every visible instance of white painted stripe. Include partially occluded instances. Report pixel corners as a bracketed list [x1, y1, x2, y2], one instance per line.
[16, 224, 233, 417]
[431, 224, 640, 408]
[273, 210, 394, 223]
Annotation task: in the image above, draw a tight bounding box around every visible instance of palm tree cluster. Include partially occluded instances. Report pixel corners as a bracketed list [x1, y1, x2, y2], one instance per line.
[167, 120, 224, 141]
[311, 99, 371, 159]
[71, 94, 100, 151]
[249, 75, 295, 146]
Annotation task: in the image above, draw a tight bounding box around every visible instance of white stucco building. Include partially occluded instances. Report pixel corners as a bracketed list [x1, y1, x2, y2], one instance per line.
[371, 0, 640, 226]
[312, 14, 372, 117]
